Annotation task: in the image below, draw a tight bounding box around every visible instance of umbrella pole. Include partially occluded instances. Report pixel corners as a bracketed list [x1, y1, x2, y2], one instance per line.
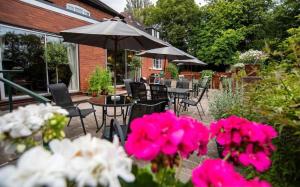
[113, 38, 118, 120]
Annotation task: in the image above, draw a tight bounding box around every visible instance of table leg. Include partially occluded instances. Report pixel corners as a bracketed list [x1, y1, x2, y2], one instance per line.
[96, 106, 106, 133]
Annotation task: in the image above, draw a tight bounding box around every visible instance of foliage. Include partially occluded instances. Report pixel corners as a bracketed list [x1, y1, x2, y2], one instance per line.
[166, 63, 179, 79]
[209, 79, 244, 120]
[129, 56, 142, 81]
[124, 0, 153, 23]
[45, 42, 68, 67]
[45, 42, 69, 84]
[144, 0, 199, 51]
[88, 67, 113, 95]
[201, 70, 214, 79]
[239, 49, 267, 64]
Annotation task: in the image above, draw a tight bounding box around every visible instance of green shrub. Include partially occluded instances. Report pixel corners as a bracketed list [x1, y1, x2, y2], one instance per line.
[166, 63, 178, 79]
[227, 63, 300, 186]
[88, 67, 113, 95]
[208, 79, 244, 120]
[200, 70, 214, 79]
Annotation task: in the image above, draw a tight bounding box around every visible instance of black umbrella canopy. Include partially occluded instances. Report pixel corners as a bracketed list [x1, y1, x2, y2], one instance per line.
[60, 17, 167, 50]
[172, 58, 207, 66]
[136, 45, 193, 60]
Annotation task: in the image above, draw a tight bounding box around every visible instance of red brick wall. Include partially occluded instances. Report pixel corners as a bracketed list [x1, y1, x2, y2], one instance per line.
[51, 0, 112, 20]
[79, 45, 106, 91]
[0, 0, 113, 92]
[141, 57, 168, 80]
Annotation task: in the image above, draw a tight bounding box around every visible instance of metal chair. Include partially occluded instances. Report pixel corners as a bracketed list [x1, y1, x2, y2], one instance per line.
[176, 79, 190, 89]
[48, 83, 99, 134]
[102, 101, 167, 145]
[163, 79, 172, 87]
[130, 82, 148, 101]
[178, 81, 209, 119]
[123, 79, 133, 96]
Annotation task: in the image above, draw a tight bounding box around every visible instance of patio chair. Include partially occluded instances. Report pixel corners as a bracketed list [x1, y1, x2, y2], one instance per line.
[48, 83, 99, 134]
[123, 79, 133, 96]
[130, 82, 148, 101]
[163, 79, 172, 87]
[178, 81, 209, 119]
[199, 76, 210, 98]
[102, 101, 167, 145]
[176, 79, 190, 89]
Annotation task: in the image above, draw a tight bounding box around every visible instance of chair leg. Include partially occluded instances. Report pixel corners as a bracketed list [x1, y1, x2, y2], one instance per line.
[178, 103, 182, 114]
[67, 117, 72, 126]
[199, 103, 205, 115]
[79, 116, 87, 134]
[196, 106, 202, 120]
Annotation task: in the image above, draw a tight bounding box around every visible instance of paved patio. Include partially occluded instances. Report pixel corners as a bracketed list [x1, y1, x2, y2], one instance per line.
[0, 89, 219, 182]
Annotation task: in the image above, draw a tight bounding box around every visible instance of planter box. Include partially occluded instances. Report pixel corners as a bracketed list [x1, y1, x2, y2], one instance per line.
[245, 64, 260, 76]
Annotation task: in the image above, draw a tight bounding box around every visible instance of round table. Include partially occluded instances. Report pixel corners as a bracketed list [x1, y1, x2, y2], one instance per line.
[88, 95, 132, 132]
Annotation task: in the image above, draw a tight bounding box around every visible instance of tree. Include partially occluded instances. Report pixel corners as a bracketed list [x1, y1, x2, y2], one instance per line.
[188, 0, 273, 66]
[124, 0, 153, 23]
[144, 0, 200, 52]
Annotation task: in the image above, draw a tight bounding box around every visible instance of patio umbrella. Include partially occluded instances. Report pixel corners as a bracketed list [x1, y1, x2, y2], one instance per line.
[136, 45, 193, 72]
[172, 58, 207, 66]
[60, 17, 167, 119]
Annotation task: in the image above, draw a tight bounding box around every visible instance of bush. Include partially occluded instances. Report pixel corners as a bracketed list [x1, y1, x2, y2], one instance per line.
[88, 67, 113, 95]
[166, 63, 178, 79]
[209, 79, 244, 120]
[223, 63, 300, 186]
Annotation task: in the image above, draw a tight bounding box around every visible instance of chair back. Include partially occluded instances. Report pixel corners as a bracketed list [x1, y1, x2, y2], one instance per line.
[150, 84, 169, 102]
[164, 79, 172, 87]
[196, 80, 209, 103]
[199, 76, 210, 88]
[129, 82, 147, 101]
[48, 83, 73, 108]
[127, 101, 167, 135]
[123, 79, 133, 96]
[176, 80, 190, 89]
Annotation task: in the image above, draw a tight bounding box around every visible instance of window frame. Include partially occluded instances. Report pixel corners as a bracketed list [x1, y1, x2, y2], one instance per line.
[153, 58, 162, 70]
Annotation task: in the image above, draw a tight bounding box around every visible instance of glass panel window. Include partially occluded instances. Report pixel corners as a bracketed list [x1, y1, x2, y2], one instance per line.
[0, 25, 79, 99]
[153, 59, 162, 70]
[107, 50, 125, 85]
[0, 27, 47, 96]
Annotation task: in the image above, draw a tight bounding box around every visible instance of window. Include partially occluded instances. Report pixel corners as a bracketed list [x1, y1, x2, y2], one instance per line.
[66, 3, 90, 17]
[151, 29, 160, 39]
[0, 25, 79, 99]
[153, 59, 162, 70]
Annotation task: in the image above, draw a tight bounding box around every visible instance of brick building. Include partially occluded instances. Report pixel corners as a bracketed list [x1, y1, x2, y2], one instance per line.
[0, 0, 166, 102]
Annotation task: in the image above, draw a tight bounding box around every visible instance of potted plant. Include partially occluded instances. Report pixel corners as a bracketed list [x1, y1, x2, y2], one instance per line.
[88, 67, 113, 96]
[166, 63, 179, 79]
[128, 56, 142, 82]
[46, 42, 71, 85]
[239, 49, 267, 76]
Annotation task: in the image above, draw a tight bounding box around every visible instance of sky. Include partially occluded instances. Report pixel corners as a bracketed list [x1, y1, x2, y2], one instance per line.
[101, 0, 207, 13]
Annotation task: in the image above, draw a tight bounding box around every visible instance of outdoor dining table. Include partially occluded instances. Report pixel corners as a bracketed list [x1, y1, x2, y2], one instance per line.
[167, 88, 191, 115]
[88, 95, 132, 132]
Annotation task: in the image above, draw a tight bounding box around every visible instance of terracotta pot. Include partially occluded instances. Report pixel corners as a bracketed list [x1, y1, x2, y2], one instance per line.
[245, 64, 260, 76]
[91, 92, 98, 97]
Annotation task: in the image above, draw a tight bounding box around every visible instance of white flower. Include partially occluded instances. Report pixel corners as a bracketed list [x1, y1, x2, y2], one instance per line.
[0, 104, 68, 138]
[50, 134, 135, 187]
[239, 49, 267, 64]
[0, 146, 67, 187]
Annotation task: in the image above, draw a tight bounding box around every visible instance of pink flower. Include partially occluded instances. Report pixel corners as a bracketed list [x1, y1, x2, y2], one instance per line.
[239, 151, 271, 172]
[125, 111, 209, 160]
[177, 116, 209, 157]
[192, 159, 247, 187]
[210, 116, 277, 172]
[125, 115, 162, 160]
